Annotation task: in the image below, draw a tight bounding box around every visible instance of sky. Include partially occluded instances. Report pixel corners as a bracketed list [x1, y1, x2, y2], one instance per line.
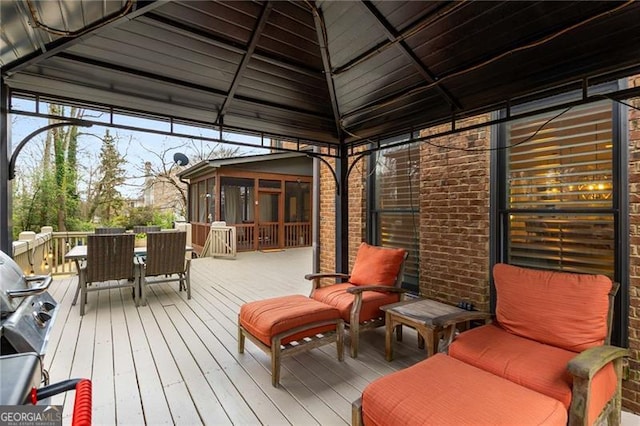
[10, 97, 269, 198]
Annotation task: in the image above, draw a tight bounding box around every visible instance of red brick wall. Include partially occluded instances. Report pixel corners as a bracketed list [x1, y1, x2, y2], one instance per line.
[318, 154, 336, 274]
[626, 76, 640, 412]
[318, 150, 366, 275]
[418, 120, 491, 311]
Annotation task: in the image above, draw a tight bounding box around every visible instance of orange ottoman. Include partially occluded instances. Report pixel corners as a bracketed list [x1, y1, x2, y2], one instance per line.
[354, 353, 567, 426]
[238, 294, 344, 387]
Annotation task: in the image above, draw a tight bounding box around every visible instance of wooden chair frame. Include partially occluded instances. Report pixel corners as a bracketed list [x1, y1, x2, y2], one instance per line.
[305, 251, 409, 358]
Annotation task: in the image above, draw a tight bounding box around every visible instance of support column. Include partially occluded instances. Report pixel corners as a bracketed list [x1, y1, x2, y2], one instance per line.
[335, 145, 349, 273]
[0, 79, 12, 255]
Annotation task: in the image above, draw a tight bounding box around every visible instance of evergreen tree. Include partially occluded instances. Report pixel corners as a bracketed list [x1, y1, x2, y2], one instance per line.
[89, 130, 126, 222]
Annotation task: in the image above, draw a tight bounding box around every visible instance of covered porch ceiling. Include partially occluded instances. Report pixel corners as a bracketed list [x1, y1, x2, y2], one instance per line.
[3, 0, 640, 151]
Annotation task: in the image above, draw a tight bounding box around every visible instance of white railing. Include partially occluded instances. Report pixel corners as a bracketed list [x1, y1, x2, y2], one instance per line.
[11, 227, 54, 276]
[202, 224, 237, 258]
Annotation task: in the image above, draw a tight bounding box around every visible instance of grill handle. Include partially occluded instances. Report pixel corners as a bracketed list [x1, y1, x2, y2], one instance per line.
[6, 275, 53, 298]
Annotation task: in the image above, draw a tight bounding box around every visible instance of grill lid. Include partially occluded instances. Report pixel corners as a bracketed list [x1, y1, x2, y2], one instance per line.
[0, 251, 28, 314]
[1, 251, 52, 315]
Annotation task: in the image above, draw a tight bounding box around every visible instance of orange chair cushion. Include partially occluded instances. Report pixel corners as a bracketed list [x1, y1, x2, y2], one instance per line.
[493, 263, 612, 352]
[449, 324, 617, 424]
[349, 243, 406, 286]
[362, 353, 567, 426]
[311, 283, 400, 322]
[239, 295, 340, 346]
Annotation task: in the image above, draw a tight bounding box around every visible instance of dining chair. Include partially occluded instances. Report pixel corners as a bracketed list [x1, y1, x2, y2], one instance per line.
[74, 233, 138, 315]
[139, 231, 191, 305]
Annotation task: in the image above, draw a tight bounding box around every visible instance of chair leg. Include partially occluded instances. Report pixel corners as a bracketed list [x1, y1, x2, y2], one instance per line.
[350, 323, 360, 358]
[337, 320, 345, 361]
[185, 268, 191, 300]
[238, 323, 245, 354]
[271, 339, 281, 387]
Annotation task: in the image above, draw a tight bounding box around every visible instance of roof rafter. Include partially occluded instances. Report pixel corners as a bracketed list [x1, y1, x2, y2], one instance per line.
[311, 2, 342, 140]
[216, 1, 273, 124]
[361, 0, 462, 111]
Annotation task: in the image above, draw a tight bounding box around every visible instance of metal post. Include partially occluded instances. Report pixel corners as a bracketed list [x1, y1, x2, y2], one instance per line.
[312, 146, 320, 272]
[0, 79, 12, 254]
[335, 145, 349, 273]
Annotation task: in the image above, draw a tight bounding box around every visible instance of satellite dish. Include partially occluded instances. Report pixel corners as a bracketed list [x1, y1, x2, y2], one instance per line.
[173, 152, 189, 166]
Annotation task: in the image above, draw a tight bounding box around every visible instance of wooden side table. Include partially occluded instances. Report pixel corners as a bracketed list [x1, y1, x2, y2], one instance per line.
[381, 298, 466, 361]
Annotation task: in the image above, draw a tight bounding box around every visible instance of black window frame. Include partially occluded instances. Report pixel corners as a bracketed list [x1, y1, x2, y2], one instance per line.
[367, 138, 420, 294]
[490, 81, 629, 347]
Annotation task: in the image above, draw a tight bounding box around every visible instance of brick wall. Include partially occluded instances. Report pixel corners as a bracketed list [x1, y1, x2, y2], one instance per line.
[318, 155, 336, 274]
[317, 150, 366, 275]
[418, 119, 491, 311]
[626, 76, 640, 412]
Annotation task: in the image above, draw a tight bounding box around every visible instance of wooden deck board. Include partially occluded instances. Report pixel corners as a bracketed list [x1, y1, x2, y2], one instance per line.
[42, 248, 439, 425]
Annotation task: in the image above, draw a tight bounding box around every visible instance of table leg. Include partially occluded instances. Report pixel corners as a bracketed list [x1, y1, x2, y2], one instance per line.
[416, 326, 439, 357]
[385, 312, 394, 362]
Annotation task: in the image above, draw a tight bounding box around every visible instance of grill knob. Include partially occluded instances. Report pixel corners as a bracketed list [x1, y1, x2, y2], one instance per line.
[33, 311, 52, 327]
[40, 301, 56, 312]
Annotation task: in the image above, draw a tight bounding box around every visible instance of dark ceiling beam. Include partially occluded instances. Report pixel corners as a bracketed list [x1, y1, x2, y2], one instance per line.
[216, 2, 273, 124]
[333, 1, 466, 75]
[312, 3, 342, 140]
[361, 0, 462, 111]
[55, 52, 333, 121]
[2, 0, 162, 76]
[143, 13, 321, 80]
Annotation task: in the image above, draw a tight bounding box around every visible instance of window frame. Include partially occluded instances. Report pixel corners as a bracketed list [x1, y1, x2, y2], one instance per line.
[490, 81, 629, 347]
[367, 139, 421, 294]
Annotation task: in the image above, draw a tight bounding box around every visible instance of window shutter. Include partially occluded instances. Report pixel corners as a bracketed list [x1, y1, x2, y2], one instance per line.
[506, 101, 614, 276]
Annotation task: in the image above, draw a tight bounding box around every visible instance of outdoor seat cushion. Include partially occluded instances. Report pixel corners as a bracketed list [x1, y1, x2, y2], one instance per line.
[239, 295, 340, 346]
[311, 283, 400, 322]
[349, 242, 406, 286]
[493, 263, 612, 352]
[362, 353, 567, 426]
[449, 324, 617, 424]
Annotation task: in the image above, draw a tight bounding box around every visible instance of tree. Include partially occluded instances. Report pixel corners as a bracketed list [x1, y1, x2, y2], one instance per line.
[12, 104, 85, 234]
[88, 130, 126, 223]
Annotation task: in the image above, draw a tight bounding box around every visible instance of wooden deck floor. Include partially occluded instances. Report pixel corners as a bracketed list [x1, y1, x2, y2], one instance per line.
[44, 248, 429, 425]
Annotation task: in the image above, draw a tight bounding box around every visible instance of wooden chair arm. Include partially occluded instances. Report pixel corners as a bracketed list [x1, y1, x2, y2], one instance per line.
[567, 345, 629, 380]
[346, 286, 408, 295]
[431, 311, 493, 328]
[304, 272, 350, 281]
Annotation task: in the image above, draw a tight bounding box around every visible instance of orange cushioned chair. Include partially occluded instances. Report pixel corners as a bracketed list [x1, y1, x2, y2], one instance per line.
[353, 263, 628, 426]
[305, 242, 408, 358]
[446, 264, 626, 425]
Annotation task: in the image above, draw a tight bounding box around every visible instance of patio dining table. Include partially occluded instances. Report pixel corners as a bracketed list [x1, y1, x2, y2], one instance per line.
[65, 244, 193, 262]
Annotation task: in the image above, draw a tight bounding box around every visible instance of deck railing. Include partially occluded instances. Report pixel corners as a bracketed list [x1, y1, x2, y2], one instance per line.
[50, 231, 90, 275]
[12, 227, 53, 276]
